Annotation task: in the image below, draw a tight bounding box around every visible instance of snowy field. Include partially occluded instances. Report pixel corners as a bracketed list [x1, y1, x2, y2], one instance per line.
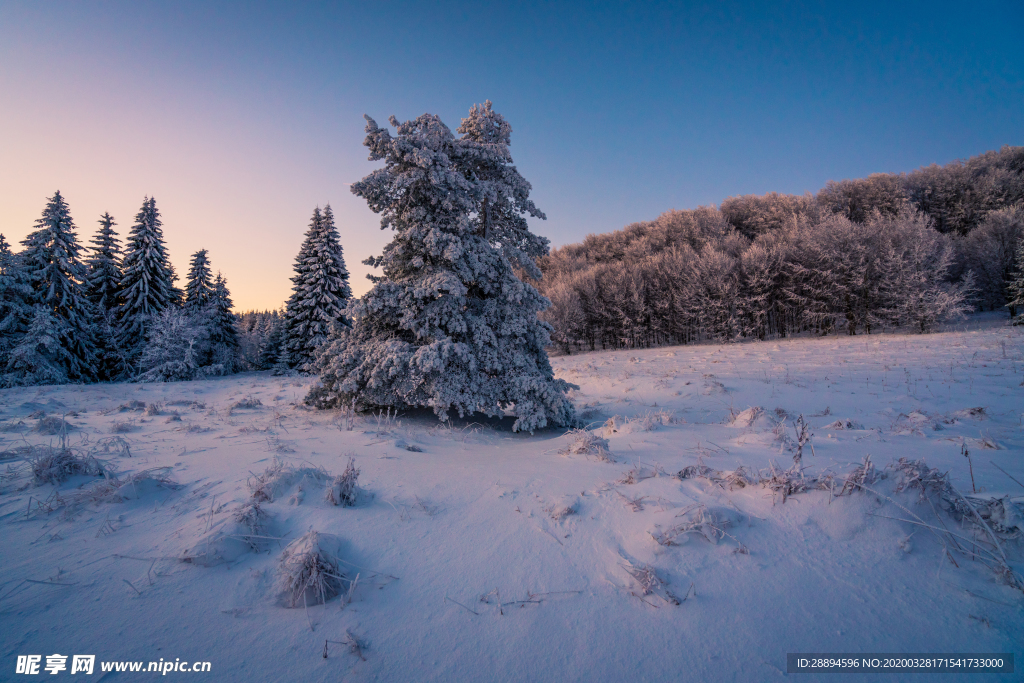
[2, 315, 1023, 682]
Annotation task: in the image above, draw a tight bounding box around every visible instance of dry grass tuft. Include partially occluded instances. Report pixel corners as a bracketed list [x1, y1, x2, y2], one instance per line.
[30, 448, 104, 485]
[558, 429, 612, 461]
[546, 497, 577, 521]
[824, 419, 864, 430]
[650, 504, 736, 546]
[234, 500, 270, 550]
[34, 415, 73, 435]
[93, 435, 132, 458]
[231, 396, 263, 410]
[0, 419, 27, 433]
[276, 531, 347, 608]
[110, 419, 136, 434]
[326, 457, 360, 507]
[166, 400, 207, 410]
[618, 463, 664, 485]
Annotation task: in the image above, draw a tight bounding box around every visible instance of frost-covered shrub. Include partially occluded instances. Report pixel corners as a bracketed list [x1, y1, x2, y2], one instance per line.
[136, 309, 224, 382]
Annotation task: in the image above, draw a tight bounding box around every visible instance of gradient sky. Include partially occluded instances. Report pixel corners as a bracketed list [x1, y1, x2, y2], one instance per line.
[1, 0, 1021, 310]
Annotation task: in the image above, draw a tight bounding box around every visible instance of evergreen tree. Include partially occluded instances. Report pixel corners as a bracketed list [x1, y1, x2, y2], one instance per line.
[2, 306, 72, 387]
[184, 249, 214, 313]
[0, 235, 33, 369]
[118, 196, 177, 369]
[308, 108, 576, 432]
[19, 191, 98, 382]
[257, 311, 286, 370]
[282, 204, 351, 372]
[208, 271, 240, 369]
[84, 212, 122, 311]
[84, 212, 127, 381]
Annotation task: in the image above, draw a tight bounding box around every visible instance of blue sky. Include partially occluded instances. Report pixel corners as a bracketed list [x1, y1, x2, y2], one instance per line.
[1, 0, 1021, 309]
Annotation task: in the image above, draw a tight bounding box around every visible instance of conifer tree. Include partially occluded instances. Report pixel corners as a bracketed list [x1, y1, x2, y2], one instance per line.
[209, 271, 240, 369]
[84, 213, 127, 381]
[0, 235, 33, 369]
[18, 191, 98, 382]
[84, 213, 122, 311]
[3, 306, 72, 387]
[118, 196, 177, 368]
[257, 311, 286, 370]
[282, 205, 351, 372]
[184, 249, 214, 313]
[308, 107, 576, 432]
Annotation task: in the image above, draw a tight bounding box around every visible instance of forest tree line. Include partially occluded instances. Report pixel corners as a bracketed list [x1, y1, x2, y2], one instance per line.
[0, 195, 351, 387]
[533, 146, 1024, 353]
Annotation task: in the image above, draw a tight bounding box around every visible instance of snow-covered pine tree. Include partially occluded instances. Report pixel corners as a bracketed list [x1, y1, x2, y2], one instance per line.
[257, 311, 286, 370]
[84, 212, 128, 381]
[1007, 233, 1024, 325]
[18, 191, 98, 382]
[118, 196, 177, 370]
[84, 213, 122, 310]
[2, 306, 73, 387]
[208, 271, 240, 370]
[282, 205, 351, 372]
[307, 108, 576, 432]
[184, 249, 214, 313]
[0, 235, 34, 370]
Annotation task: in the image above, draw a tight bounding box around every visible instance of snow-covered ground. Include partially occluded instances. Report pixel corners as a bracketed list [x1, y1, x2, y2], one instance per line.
[2, 316, 1023, 681]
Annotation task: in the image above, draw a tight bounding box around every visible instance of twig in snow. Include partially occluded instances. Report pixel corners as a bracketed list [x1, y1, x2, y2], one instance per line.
[444, 596, 479, 615]
[989, 460, 1024, 490]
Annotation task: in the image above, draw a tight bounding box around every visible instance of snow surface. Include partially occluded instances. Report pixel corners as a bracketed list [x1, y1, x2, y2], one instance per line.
[1, 315, 1023, 681]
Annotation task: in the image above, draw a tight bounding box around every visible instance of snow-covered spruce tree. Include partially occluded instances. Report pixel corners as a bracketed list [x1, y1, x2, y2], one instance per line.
[208, 271, 240, 369]
[19, 191, 98, 382]
[282, 205, 351, 372]
[184, 249, 214, 313]
[2, 306, 73, 387]
[0, 235, 34, 370]
[84, 213, 122, 311]
[117, 196, 177, 371]
[307, 108, 576, 432]
[84, 212, 128, 381]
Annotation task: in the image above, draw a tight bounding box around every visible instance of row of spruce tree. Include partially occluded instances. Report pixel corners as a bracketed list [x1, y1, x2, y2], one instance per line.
[0, 194, 242, 385]
[533, 146, 1024, 352]
[0, 191, 355, 388]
